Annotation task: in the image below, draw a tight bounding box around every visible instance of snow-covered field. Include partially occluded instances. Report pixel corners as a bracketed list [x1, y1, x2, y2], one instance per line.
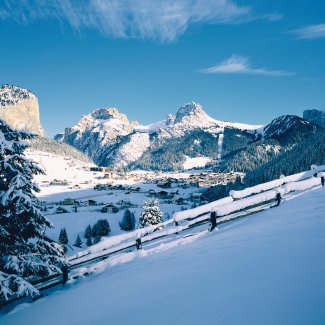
[2, 185, 325, 324]
[183, 155, 212, 170]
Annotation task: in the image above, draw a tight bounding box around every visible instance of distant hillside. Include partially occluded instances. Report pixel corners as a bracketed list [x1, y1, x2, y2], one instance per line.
[28, 137, 93, 164]
[244, 130, 325, 186]
[224, 115, 319, 174]
[204, 129, 325, 202]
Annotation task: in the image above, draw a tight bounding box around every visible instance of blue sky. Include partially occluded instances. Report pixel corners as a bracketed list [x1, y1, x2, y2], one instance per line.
[1, 0, 325, 136]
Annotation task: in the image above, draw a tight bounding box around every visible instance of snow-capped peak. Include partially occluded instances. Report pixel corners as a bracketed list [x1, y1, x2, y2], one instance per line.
[72, 107, 139, 134]
[173, 102, 262, 131]
[90, 108, 127, 121]
[174, 102, 213, 126]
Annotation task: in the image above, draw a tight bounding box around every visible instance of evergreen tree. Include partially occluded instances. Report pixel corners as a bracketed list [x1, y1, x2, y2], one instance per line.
[86, 237, 92, 247]
[91, 219, 110, 237]
[0, 120, 66, 300]
[58, 228, 68, 245]
[84, 225, 92, 239]
[119, 209, 136, 231]
[91, 224, 99, 237]
[138, 199, 164, 228]
[73, 235, 82, 248]
[97, 219, 110, 236]
[93, 235, 101, 244]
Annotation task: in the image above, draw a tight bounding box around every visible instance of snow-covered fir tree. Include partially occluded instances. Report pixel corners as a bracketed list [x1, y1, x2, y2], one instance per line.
[138, 199, 164, 228]
[0, 119, 66, 300]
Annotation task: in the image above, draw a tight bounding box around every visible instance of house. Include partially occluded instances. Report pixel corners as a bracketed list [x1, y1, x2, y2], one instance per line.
[191, 193, 203, 202]
[157, 190, 169, 199]
[90, 167, 103, 172]
[175, 197, 185, 205]
[157, 181, 172, 189]
[101, 204, 119, 213]
[55, 207, 69, 214]
[117, 200, 132, 208]
[62, 198, 78, 205]
[88, 199, 97, 206]
[148, 189, 156, 197]
[50, 179, 69, 186]
[103, 173, 113, 179]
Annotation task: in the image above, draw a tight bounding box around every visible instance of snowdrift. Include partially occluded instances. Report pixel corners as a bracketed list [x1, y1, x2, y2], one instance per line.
[213, 190, 280, 217]
[173, 196, 233, 222]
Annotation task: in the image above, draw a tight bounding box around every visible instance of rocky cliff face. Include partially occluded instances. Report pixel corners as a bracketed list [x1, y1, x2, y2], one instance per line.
[0, 84, 44, 136]
[303, 109, 325, 129]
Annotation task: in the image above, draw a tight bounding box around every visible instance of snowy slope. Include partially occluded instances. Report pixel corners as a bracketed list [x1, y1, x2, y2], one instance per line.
[2, 186, 325, 324]
[25, 150, 94, 184]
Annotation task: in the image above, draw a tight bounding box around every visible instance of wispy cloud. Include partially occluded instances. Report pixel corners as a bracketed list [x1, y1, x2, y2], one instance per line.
[292, 23, 325, 40]
[0, 0, 252, 42]
[202, 55, 293, 77]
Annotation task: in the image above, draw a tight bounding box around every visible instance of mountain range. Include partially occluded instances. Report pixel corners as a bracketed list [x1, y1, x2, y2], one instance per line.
[0, 84, 324, 173]
[56, 102, 263, 170]
[56, 101, 323, 172]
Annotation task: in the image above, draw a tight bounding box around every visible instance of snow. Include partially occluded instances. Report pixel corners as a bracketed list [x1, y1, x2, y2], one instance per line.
[113, 132, 150, 166]
[231, 166, 325, 199]
[283, 177, 321, 193]
[173, 196, 233, 222]
[135, 119, 168, 133]
[182, 156, 211, 170]
[230, 179, 283, 199]
[214, 189, 280, 216]
[25, 150, 94, 184]
[2, 186, 325, 324]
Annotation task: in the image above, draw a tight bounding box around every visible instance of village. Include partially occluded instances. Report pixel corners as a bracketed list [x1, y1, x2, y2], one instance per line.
[43, 167, 240, 215]
[28, 150, 240, 255]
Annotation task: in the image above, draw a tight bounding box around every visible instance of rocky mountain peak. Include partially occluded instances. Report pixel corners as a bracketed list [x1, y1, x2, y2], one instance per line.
[175, 102, 203, 121]
[91, 107, 128, 122]
[0, 84, 36, 107]
[0, 84, 44, 136]
[174, 102, 215, 127]
[166, 113, 175, 126]
[260, 115, 316, 143]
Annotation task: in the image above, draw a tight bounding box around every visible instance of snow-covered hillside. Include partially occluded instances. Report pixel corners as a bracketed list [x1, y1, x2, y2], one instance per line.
[25, 150, 95, 185]
[2, 185, 325, 324]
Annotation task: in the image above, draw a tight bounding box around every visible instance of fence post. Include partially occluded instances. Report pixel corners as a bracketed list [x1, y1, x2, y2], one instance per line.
[321, 176, 325, 187]
[135, 238, 142, 250]
[61, 264, 69, 285]
[276, 192, 282, 206]
[208, 211, 217, 232]
[174, 220, 179, 234]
